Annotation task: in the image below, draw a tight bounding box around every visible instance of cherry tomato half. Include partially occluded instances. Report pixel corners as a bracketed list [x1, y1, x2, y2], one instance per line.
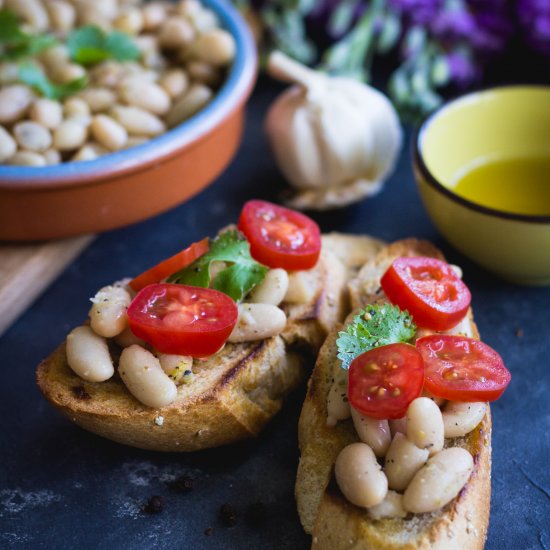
[237, 200, 321, 270]
[381, 257, 471, 331]
[127, 283, 238, 357]
[416, 335, 511, 402]
[129, 238, 209, 292]
[348, 343, 424, 420]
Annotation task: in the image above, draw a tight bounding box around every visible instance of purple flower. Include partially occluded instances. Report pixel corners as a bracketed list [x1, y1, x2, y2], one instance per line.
[390, 0, 444, 26]
[467, 0, 515, 53]
[431, 7, 476, 40]
[517, 0, 550, 56]
[446, 51, 480, 86]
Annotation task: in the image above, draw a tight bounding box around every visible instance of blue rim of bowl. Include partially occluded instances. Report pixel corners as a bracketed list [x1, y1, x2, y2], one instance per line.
[413, 84, 550, 224]
[0, 0, 256, 189]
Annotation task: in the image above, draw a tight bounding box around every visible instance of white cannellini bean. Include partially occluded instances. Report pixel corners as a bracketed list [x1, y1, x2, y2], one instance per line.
[158, 69, 189, 99]
[248, 269, 289, 306]
[72, 143, 107, 162]
[118, 345, 178, 408]
[90, 115, 128, 151]
[111, 105, 166, 136]
[165, 84, 212, 127]
[422, 391, 446, 408]
[326, 373, 351, 427]
[450, 264, 463, 279]
[0, 85, 33, 124]
[0, 126, 17, 162]
[43, 149, 61, 165]
[389, 417, 407, 436]
[351, 407, 391, 457]
[186, 61, 221, 88]
[66, 325, 114, 382]
[443, 402, 486, 438]
[284, 269, 317, 304]
[39, 45, 70, 68]
[114, 325, 145, 348]
[335, 443, 388, 508]
[228, 303, 287, 343]
[368, 490, 407, 520]
[406, 397, 444, 456]
[142, 2, 168, 31]
[64, 97, 91, 118]
[0, 62, 19, 84]
[403, 448, 474, 513]
[13, 121, 52, 152]
[78, 88, 118, 113]
[113, 8, 144, 35]
[158, 354, 193, 384]
[30, 99, 63, 130]
[7, 151, 46, 167]
[193, 29, 236, 67]
[384, 432, 430, 491]
[6, 0, 49, 32]
[54, 119, 88, 151]
[445, 314, 474, 338]
[89, 285, 132, 338]
[47, 0, 76, 32]
[51, 63, 86, 85]
[158, 16, 195, 49]
[119, 80, 171, 115]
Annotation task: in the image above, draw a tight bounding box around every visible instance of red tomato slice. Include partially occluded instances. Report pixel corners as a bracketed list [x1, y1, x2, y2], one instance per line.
[237, 200, 321, 270]
[381, 257, 471, 331]
[129, 238, 209, 292]
[127, 283, 238, 357]
[348, 343, 424, 420]
[416, 335, 511, 402]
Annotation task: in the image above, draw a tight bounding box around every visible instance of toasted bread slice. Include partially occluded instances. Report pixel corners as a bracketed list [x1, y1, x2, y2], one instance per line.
[296, 239, 491, 549]
[37, 234, 382, 452]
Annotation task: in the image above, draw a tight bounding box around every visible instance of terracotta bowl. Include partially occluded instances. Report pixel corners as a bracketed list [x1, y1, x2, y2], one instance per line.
[0, 0, 257, 241]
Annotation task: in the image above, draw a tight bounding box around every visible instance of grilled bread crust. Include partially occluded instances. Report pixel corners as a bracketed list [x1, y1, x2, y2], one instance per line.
[36, 234, 383, 452]
[296, 239, 492, 549]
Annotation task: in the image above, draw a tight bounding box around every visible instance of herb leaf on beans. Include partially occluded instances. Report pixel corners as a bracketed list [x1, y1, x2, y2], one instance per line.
[68, 25, 140, 66]
[168, 230, 269, 302]
[18, 63, 87, 100]
[0, 9, 57, 60]
[336, 304, 416, 370]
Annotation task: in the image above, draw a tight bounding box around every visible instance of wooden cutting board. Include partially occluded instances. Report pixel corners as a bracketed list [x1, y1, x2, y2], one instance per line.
[0, 235, 94, 337]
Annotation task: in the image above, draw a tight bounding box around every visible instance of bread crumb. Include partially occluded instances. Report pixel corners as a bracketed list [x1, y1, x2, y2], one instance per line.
[154, 415, 164, 426]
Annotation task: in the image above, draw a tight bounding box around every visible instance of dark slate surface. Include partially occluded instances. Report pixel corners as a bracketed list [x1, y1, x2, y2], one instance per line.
[1, 79, 549, 550]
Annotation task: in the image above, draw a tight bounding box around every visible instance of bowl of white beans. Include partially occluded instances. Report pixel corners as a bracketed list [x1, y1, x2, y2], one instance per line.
[0, 0, 256, 241]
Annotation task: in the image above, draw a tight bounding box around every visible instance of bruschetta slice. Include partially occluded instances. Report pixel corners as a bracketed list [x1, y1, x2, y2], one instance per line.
[296, 239, 510, 549]
[36, 200, 384, 452]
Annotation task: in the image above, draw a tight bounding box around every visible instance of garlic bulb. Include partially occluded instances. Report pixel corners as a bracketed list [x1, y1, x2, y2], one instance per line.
[265, 51, 402, 210]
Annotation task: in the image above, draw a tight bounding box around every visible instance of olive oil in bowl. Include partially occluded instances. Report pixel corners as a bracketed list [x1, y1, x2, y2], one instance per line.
[450, 157, 550, 216]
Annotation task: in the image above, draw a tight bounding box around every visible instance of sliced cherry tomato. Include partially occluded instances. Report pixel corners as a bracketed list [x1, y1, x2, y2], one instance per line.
[416, 335, 511, 402]
[127, 283, 238, 357]
[380, 257, 471, 331]
[129, 238, 209, 292]
[348, 343, 424, 420]
[237, 199, 321, 270]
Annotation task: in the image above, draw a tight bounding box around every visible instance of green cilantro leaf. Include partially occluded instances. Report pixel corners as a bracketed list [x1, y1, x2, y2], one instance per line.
[0, 9, 57, 60]
[68, 25, 140, 66]
[168, 230, 268, 302]
[336, 304, 416, 369]
[18, 63, 87, 100]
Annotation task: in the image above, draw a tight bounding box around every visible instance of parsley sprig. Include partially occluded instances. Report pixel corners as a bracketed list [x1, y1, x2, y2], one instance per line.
[336, 304, 416, 369]
[67, 26, 140, 66]
[0, 9, 57, 60]
[18, 62, 87, 100]
[168, 230, 268, 302]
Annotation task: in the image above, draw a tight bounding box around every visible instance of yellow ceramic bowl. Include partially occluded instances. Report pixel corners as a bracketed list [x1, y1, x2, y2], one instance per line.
[413, 86, 550, 285]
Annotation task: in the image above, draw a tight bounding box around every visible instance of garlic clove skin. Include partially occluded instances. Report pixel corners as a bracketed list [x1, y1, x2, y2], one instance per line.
[265, 52, 402, 209]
